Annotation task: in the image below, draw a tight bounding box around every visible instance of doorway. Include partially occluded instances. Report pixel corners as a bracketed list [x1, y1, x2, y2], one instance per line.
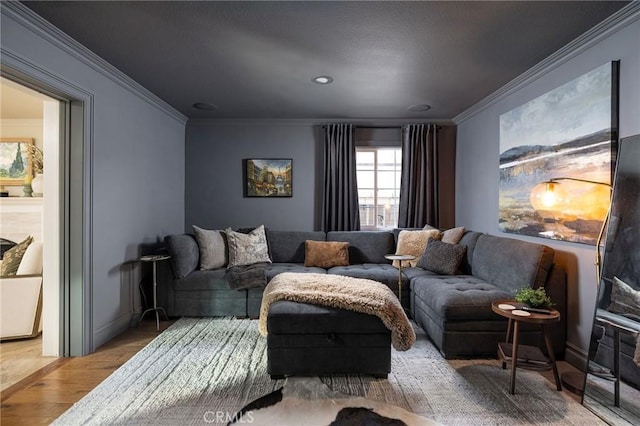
[0, 77, 61, 387]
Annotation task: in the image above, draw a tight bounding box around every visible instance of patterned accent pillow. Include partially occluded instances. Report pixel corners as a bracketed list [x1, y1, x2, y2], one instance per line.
[193, 225, 228, 269]
[393, 229, 441, 268]
[608, 276, 640, 318]
[225, 225, 271, 268]
[0, 235, 33, 276]
[304, 240, 349, 268]
[442, 226, 466, 244]
[417, 239, 467, 275]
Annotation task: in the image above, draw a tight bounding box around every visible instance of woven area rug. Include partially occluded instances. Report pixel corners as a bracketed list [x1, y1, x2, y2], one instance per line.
[53, 318, 605, 425]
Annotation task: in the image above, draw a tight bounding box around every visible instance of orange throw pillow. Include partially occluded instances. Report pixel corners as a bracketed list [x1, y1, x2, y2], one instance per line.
[304, 240, 350, 268]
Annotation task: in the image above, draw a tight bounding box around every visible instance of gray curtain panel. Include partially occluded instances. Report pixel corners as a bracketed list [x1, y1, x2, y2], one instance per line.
[398, 124, 439, 228]
[322, 123, 361, 231]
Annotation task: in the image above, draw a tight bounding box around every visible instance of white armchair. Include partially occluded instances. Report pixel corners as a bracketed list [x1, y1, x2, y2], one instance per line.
[0, 241, 43, 341]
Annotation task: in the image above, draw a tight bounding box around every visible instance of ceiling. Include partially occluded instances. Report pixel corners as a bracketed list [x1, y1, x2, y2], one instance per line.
[23, 1, 629, 121]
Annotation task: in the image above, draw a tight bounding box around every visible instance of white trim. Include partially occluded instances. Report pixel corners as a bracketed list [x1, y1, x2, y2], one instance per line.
[453, 2, 640, 124]
[3, 2, 187, 126]
[0, 118, 43, 127]
[188, 118, 455, 127]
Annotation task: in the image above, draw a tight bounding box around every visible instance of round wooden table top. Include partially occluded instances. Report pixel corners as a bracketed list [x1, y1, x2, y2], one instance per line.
[491, 299, 560, 324]
[384, 254, 416, 261]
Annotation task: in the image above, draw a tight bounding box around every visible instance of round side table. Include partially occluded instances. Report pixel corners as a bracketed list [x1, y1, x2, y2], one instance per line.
[384, 254, 416, 303]
[140, 254, 170, 331]
[491, 299, 561, 394]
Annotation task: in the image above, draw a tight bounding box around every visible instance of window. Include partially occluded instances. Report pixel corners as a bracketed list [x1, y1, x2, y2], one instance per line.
[356, 147, 402, 229]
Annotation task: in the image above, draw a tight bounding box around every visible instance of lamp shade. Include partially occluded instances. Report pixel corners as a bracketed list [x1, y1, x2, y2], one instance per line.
[530, 180, 610, 221]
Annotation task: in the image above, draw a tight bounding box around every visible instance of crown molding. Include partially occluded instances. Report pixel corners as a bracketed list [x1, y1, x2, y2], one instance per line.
[453, 2, 640, 124]
[2, 2, 188, 125]
[187, 117, 455, 127]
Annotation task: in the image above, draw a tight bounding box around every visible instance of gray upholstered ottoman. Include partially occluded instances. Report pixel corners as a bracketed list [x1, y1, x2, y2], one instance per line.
[266, 300, 391, 379]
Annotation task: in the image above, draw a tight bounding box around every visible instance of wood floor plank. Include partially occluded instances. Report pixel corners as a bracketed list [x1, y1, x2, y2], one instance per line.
[1, 319, 170, 425]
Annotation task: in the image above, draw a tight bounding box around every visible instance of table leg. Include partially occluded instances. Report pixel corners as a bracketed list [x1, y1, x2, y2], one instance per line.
[397, 263, 403, 302]
[614, 328, 620, 406]
[510, 320, 519, 394]
[543, 324, 561, 391]
[502, 318, 513, 370]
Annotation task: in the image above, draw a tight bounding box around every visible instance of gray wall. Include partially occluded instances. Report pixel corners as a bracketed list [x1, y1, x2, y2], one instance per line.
[185, 121, 320, 231]
[1, 5, 187, 350]
[455, 16, 640, 362]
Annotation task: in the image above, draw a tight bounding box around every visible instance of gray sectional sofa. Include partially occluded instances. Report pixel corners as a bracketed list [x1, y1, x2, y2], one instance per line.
[159, 228, 567, 359]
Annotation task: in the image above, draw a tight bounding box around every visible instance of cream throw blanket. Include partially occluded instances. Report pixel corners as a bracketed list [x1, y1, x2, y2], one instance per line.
[259, 272, 416, 351]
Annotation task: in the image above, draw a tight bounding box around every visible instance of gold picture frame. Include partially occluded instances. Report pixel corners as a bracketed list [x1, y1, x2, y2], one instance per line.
[0, 138, 34, 185]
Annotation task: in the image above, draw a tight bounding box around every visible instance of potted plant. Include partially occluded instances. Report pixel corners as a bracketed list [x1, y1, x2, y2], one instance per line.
[513, 287, 553, 309]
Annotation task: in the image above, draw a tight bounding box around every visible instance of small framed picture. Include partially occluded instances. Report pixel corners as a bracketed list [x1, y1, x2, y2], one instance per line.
[245, 158, 292, 197]
[0, 138, 34, 186]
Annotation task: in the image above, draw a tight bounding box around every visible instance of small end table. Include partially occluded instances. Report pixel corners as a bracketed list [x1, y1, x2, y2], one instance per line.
[384, 254, 416, 303]
[491, 299, 561, 394]
[139, 254, 170, 331]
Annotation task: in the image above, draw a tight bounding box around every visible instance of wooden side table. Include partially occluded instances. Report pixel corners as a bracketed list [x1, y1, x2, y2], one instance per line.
[140, 254, 170, 331]
[384, 254, 415, 302]
[491, 299, 562, 394]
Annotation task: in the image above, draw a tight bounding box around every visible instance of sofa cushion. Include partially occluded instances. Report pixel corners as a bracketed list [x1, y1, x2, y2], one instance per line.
[472, 234, 554, 293]
[417, 239, 467, 275]
[393, 229, 441, 267]
[192, 225, 227, 269]
[411, 275, 512, 321]
[225, 225, 271, 267]
[327, 231, 395, 264]
[0, 236, 33, 276]
[267, 230, 326, 263]
[266, 264, 327, 281]
[457, 231, 482, 275]
[327, 264, 403, 291]
[16, 241, 43, 275]
[165, 234, 199, 279]
[173, 269, 230, 291]
[304, 240, 349, 268]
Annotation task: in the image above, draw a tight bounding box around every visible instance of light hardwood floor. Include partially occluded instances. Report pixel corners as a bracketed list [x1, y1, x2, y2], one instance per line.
[1, 319, 173, 425]
[1, 319, 582, 424]
[1, 336, 58, 392]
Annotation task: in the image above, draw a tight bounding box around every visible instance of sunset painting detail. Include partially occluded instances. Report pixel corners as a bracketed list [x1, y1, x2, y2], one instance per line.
[498, 62, 617, 245]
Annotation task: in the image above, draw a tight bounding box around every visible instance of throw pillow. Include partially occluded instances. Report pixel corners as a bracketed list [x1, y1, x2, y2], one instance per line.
[225, 225, 271, 268]
[417, 239, 467, 275]
[442, 226, 466, 244]
[422, 224, 466, 244]
[304, 240, 349, 268]
[193, 225, 228, 269]
[0, 235, 33, 276]
[393, 229, 441, 268]
[608, 276, 640, 318]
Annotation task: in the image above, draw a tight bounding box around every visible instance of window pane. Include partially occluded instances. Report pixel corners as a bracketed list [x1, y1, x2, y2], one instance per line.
[356, 147, 401, 229]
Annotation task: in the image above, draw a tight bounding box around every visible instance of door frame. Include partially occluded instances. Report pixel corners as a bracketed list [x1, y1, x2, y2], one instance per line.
[1, 55, 94, 356]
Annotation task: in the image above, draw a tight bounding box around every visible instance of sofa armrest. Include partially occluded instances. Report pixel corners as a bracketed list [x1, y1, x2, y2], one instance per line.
[1, 275, 43, 340]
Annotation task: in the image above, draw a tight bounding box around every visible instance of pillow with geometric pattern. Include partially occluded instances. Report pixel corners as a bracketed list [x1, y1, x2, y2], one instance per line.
[0, 235, 33, 276]
[608, 276, 640, 318]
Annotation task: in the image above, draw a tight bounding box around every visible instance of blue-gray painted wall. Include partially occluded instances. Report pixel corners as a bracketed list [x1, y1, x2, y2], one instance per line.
[455, 17, 640, 359]
[185, 122, 322, 232]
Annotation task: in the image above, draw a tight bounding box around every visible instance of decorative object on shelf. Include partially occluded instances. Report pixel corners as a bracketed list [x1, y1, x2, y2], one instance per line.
[22, 181, 33, 197]
[498, 61, 619, 245]
[0, 138, 34, 186]
[513, 287, 553, 309]
[244, 158, 292, 197]
[26, 144, 43, 196]
[30, 173, 43, 197]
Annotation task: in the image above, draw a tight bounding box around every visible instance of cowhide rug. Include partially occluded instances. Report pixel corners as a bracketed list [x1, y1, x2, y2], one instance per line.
[228, 376, 438, 426]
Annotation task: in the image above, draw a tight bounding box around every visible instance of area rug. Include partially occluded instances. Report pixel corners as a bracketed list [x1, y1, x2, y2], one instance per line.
[53, 317, 605, 425]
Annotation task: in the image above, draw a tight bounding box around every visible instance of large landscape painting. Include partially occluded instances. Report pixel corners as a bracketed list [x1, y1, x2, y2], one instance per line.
[499, 62, 617, 245]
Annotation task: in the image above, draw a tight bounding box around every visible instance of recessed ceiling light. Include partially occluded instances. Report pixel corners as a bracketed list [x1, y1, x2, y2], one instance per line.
[192, 102, 218, 111]
[407, 104, 431, 112]
[312, 76, 333, 84]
